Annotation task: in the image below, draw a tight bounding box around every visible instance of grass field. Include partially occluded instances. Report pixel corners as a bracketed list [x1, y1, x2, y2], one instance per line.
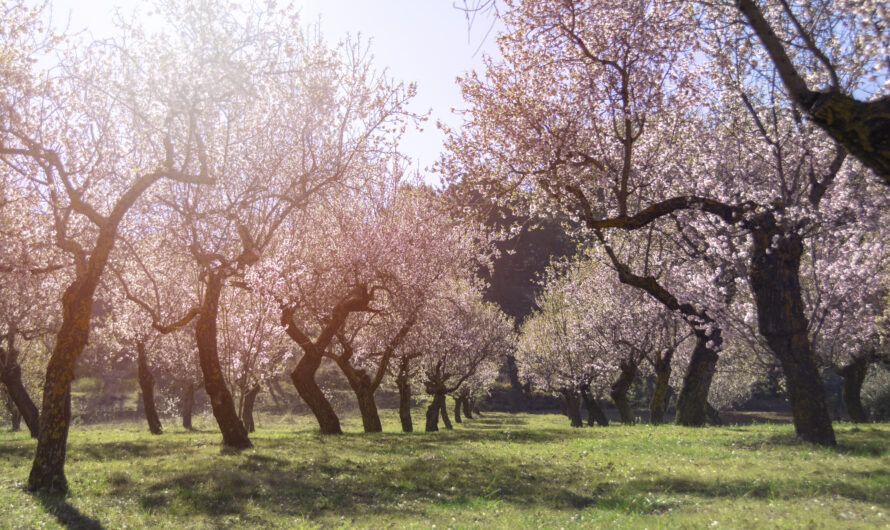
[1, 411, 888, 529]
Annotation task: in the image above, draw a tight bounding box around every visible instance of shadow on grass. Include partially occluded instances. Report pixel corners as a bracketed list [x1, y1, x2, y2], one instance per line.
[32, 492, 104, 530]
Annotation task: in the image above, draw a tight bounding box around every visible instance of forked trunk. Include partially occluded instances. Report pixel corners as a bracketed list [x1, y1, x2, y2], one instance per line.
[439, 394, 452, 430]
[838, 356, 869, 423]
[580, 385, 608, 426]
[195, 274, 251, 449]
[291, 352, 342, 434]
[650, 349, 674, 426]
[241, 385, 261, 433]
[425, 392, 445, 432]
[1, 351, 39, 438]
[610, 360, 637, 425]
[675, 332, 720, 426]
[136, 342, 163, 435]
[396, 367, 413, 433]
[182, 381, 196, 430]
[750, 224, 835, 445]
[561, 388, 583, 428]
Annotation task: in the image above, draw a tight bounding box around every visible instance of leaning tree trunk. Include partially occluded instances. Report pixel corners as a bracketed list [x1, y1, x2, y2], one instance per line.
[291, 351, 342, 435]
[453, 396, 463, 423]
[610, 360, 638, 425]
[28, 275, 99, 492]
[650, 349, 674, 426]
[396, 366, 413, 433]
[675, 331, 720, 426]
[838, 356, 870, 423]
[750, 225, 836, 445]
[561, 388, 583, 427]
[439, 394, 453, 430]
[182, 381, 196, 430]
[136, 342, 163, 435]
[425, 392, 446, 432]
[1, 351, 39, 438]
[462, 396, 473, 419]
[195, 273, 251, 449]
[580, 385, 609, 426]
[240, 385, 261, 433]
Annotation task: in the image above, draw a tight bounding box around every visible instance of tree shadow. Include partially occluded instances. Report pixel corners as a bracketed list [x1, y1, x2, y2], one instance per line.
[32, 492, 105, 530]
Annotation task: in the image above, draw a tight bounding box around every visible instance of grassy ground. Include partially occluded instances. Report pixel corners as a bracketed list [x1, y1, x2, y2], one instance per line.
[1, 411, 888, 529]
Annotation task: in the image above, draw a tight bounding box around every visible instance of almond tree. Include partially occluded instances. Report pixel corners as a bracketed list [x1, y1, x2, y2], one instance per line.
[443, 0, 889, 445]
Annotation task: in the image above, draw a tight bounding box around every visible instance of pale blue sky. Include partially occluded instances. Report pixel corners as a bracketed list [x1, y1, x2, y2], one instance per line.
[51, 0, 501, 178]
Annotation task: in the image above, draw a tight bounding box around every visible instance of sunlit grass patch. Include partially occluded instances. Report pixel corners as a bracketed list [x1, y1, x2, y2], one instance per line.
[0, 412, 888, 528]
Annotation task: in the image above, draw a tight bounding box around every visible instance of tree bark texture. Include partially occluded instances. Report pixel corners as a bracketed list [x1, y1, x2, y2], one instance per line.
[610, 359, 638, 425]
[675, 332, 719, 426]
[561, 388, 583, 428]
[240, 385, 261, 433]
[291, 353, 343, 435]
[650, 348, 674, 426]
[750, 225, 836, 445]
[136, 342, 163, 435]
[396, 367, 413, 433]
[580, 385, 609, 426]
[439, 394, 453, 430]
[195, 273, 251, 449]
[425, 392, 446, 432]
[1, 345, 39, 438]
[838, 356, 869, 423]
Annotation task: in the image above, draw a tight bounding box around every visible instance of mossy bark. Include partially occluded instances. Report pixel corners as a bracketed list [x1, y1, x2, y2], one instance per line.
[195, 273, 251, 449]
[136, 342, 163, 435]
[750, 223, 835, 445]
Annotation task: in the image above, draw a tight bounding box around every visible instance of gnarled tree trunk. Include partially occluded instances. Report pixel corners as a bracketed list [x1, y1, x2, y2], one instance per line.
[838, 356, 870, 423]
[136, 341, 163, 435]
[610, 359, 638, 425]
[650, 348, 674, 426]
[750, 224, 835, 445]
[195, 273, 251, 449]
[561, 388, 583, 427]
[396, 362, 413, 433]
[580, 384, 608, 426]
[425, 392, 446, 432]
[675, 332, 720, 426]
[1, 344, 39, 438]
[291, 353, 342, 435]
[240, 384, 261, 433]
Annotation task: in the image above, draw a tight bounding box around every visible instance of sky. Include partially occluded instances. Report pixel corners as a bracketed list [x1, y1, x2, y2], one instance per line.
[50, 0, 502, 179]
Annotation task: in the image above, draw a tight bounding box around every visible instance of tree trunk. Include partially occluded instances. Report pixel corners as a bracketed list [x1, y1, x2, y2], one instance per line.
[505, 354, 523, 393]
[396, 367, 413, 433]
[675, 332, 720, 426]
[750, 224, 836, 445]
[355, 384, 382, 433]
[462, 396, 473, 419]
[561, 388, 583, 427]
[195, 273, 251, 449]
[241, 385, 261, 433]
[136, 342, 163, 435]
[182, 381, 196, 430]
[11, 407, 22, 431]
[28, 276, 96, 493]
[425, 392, 445, 432]
[453, 396, 463, 423]
[650, 349, 674, 426]
[610, 360, 637, 425]
[291, 352, 342, 435]
[580, 385, 609, 426]
[838, 356, 870, 423]
[0, 350, 39, 438]
[439, 393, 452, 430]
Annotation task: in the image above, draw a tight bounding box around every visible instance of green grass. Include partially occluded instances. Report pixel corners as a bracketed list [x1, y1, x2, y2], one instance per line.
[1, 411, 888, 529]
